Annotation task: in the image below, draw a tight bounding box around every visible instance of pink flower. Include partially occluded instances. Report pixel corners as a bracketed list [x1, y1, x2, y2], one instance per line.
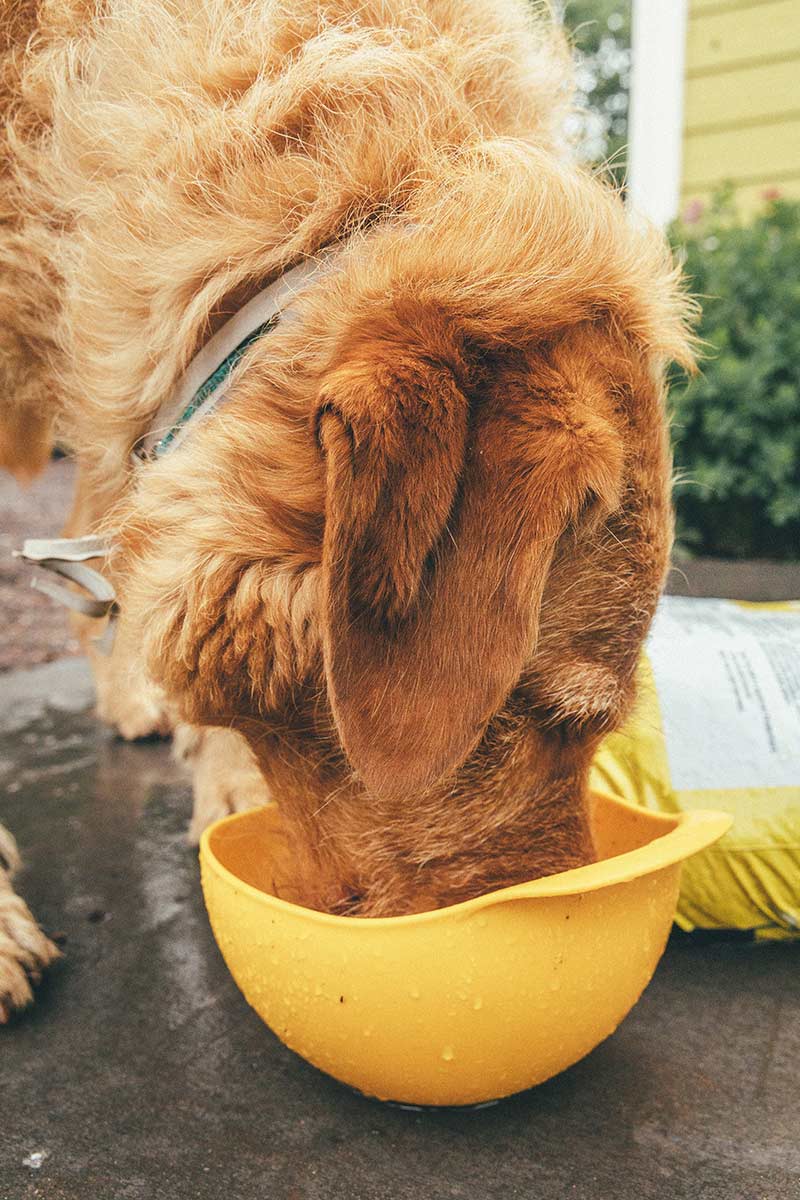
[762, 186, 782, 202]
[682, 199, 705, 224]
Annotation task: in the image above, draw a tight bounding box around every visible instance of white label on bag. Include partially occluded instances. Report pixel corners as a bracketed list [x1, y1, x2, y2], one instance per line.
[647, 596, 800, 791]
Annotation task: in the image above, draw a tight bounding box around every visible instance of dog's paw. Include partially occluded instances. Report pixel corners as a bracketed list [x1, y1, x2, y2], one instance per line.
[0, 883, 60, 1023]
[95, 674, 173, 741]
[175, 726, 271, 844]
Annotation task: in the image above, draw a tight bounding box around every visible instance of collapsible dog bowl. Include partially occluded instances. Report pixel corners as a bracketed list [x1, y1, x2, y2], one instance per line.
[199, 792, 730, 1106]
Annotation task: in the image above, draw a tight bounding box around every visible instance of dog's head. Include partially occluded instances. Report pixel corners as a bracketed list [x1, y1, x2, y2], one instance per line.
[114, 145, 692, 896]
[312, 309, 629, 802]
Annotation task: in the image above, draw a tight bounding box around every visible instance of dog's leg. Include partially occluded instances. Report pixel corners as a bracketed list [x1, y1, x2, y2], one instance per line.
[91, 640, 173, 742]
[175, 726, 272, 844]
[0, 826, 60, 1022]
[60, 467, 173, 741]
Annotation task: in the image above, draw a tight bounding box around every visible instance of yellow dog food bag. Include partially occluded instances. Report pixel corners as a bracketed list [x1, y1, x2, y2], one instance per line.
[591, 596, 800, 939]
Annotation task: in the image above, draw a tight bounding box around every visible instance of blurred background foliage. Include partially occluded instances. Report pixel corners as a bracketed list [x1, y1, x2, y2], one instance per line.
[559, 2, 798, 561]
[560, 1, 631, 177]
[668, 196, 800, 561]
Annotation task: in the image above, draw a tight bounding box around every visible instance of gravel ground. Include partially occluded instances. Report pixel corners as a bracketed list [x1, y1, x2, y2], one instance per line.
[0, 457, 79, 671]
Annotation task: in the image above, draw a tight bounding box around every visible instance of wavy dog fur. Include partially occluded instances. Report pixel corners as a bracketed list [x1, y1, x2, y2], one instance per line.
[1, 1, 694, 932]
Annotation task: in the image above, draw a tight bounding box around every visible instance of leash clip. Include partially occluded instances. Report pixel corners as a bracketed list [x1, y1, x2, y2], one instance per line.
[14, 535, 119, 655]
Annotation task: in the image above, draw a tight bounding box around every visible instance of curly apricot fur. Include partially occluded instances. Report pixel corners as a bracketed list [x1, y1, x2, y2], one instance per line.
[1, 0, 694, 915]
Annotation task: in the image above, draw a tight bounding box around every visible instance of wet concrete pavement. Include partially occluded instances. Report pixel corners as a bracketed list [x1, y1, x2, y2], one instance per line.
[1, 658, 799, 1200]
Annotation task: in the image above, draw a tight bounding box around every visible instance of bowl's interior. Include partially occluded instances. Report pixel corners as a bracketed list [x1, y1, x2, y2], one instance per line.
[208, 806, 303, 901]
[206, 792, 681, 917]
[586, 790, 676, 858]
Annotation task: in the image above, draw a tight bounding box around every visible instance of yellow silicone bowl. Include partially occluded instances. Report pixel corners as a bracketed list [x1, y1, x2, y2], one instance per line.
[199, 792, 731, 1107]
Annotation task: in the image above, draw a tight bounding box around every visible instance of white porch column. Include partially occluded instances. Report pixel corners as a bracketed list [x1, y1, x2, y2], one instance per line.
[627, 0, 689, 226]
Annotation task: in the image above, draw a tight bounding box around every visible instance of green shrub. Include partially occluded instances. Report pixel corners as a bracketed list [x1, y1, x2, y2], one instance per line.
[668, 193, 800, 561]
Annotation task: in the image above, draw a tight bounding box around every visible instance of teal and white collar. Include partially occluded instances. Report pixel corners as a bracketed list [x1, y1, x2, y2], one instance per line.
[17, 250, 341, 651]
[137, 247, 340, 460]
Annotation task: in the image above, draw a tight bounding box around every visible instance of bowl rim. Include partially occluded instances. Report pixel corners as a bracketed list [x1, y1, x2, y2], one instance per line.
[199, 791, 733, 929]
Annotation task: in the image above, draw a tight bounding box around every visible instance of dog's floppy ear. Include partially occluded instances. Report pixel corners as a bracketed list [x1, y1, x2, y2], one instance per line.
[316, 340, 623, 800]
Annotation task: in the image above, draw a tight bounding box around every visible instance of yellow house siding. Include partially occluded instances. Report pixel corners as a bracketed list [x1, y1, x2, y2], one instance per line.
[683, 177, 800, 212]
[690, 0, 781, 11]
[685, 59, 800, 131]
[686, 0, 800, 74]
[683, 120, 800, 190]
[680, 0, 800, 214]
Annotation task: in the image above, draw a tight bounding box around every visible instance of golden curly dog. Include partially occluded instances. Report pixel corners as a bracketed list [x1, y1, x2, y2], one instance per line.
[0, 0, 693, 1016]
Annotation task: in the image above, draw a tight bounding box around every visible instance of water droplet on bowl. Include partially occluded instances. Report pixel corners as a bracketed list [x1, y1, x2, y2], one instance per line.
[473, 996, 483, 1010]
[441, 1045, 455, 1062]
